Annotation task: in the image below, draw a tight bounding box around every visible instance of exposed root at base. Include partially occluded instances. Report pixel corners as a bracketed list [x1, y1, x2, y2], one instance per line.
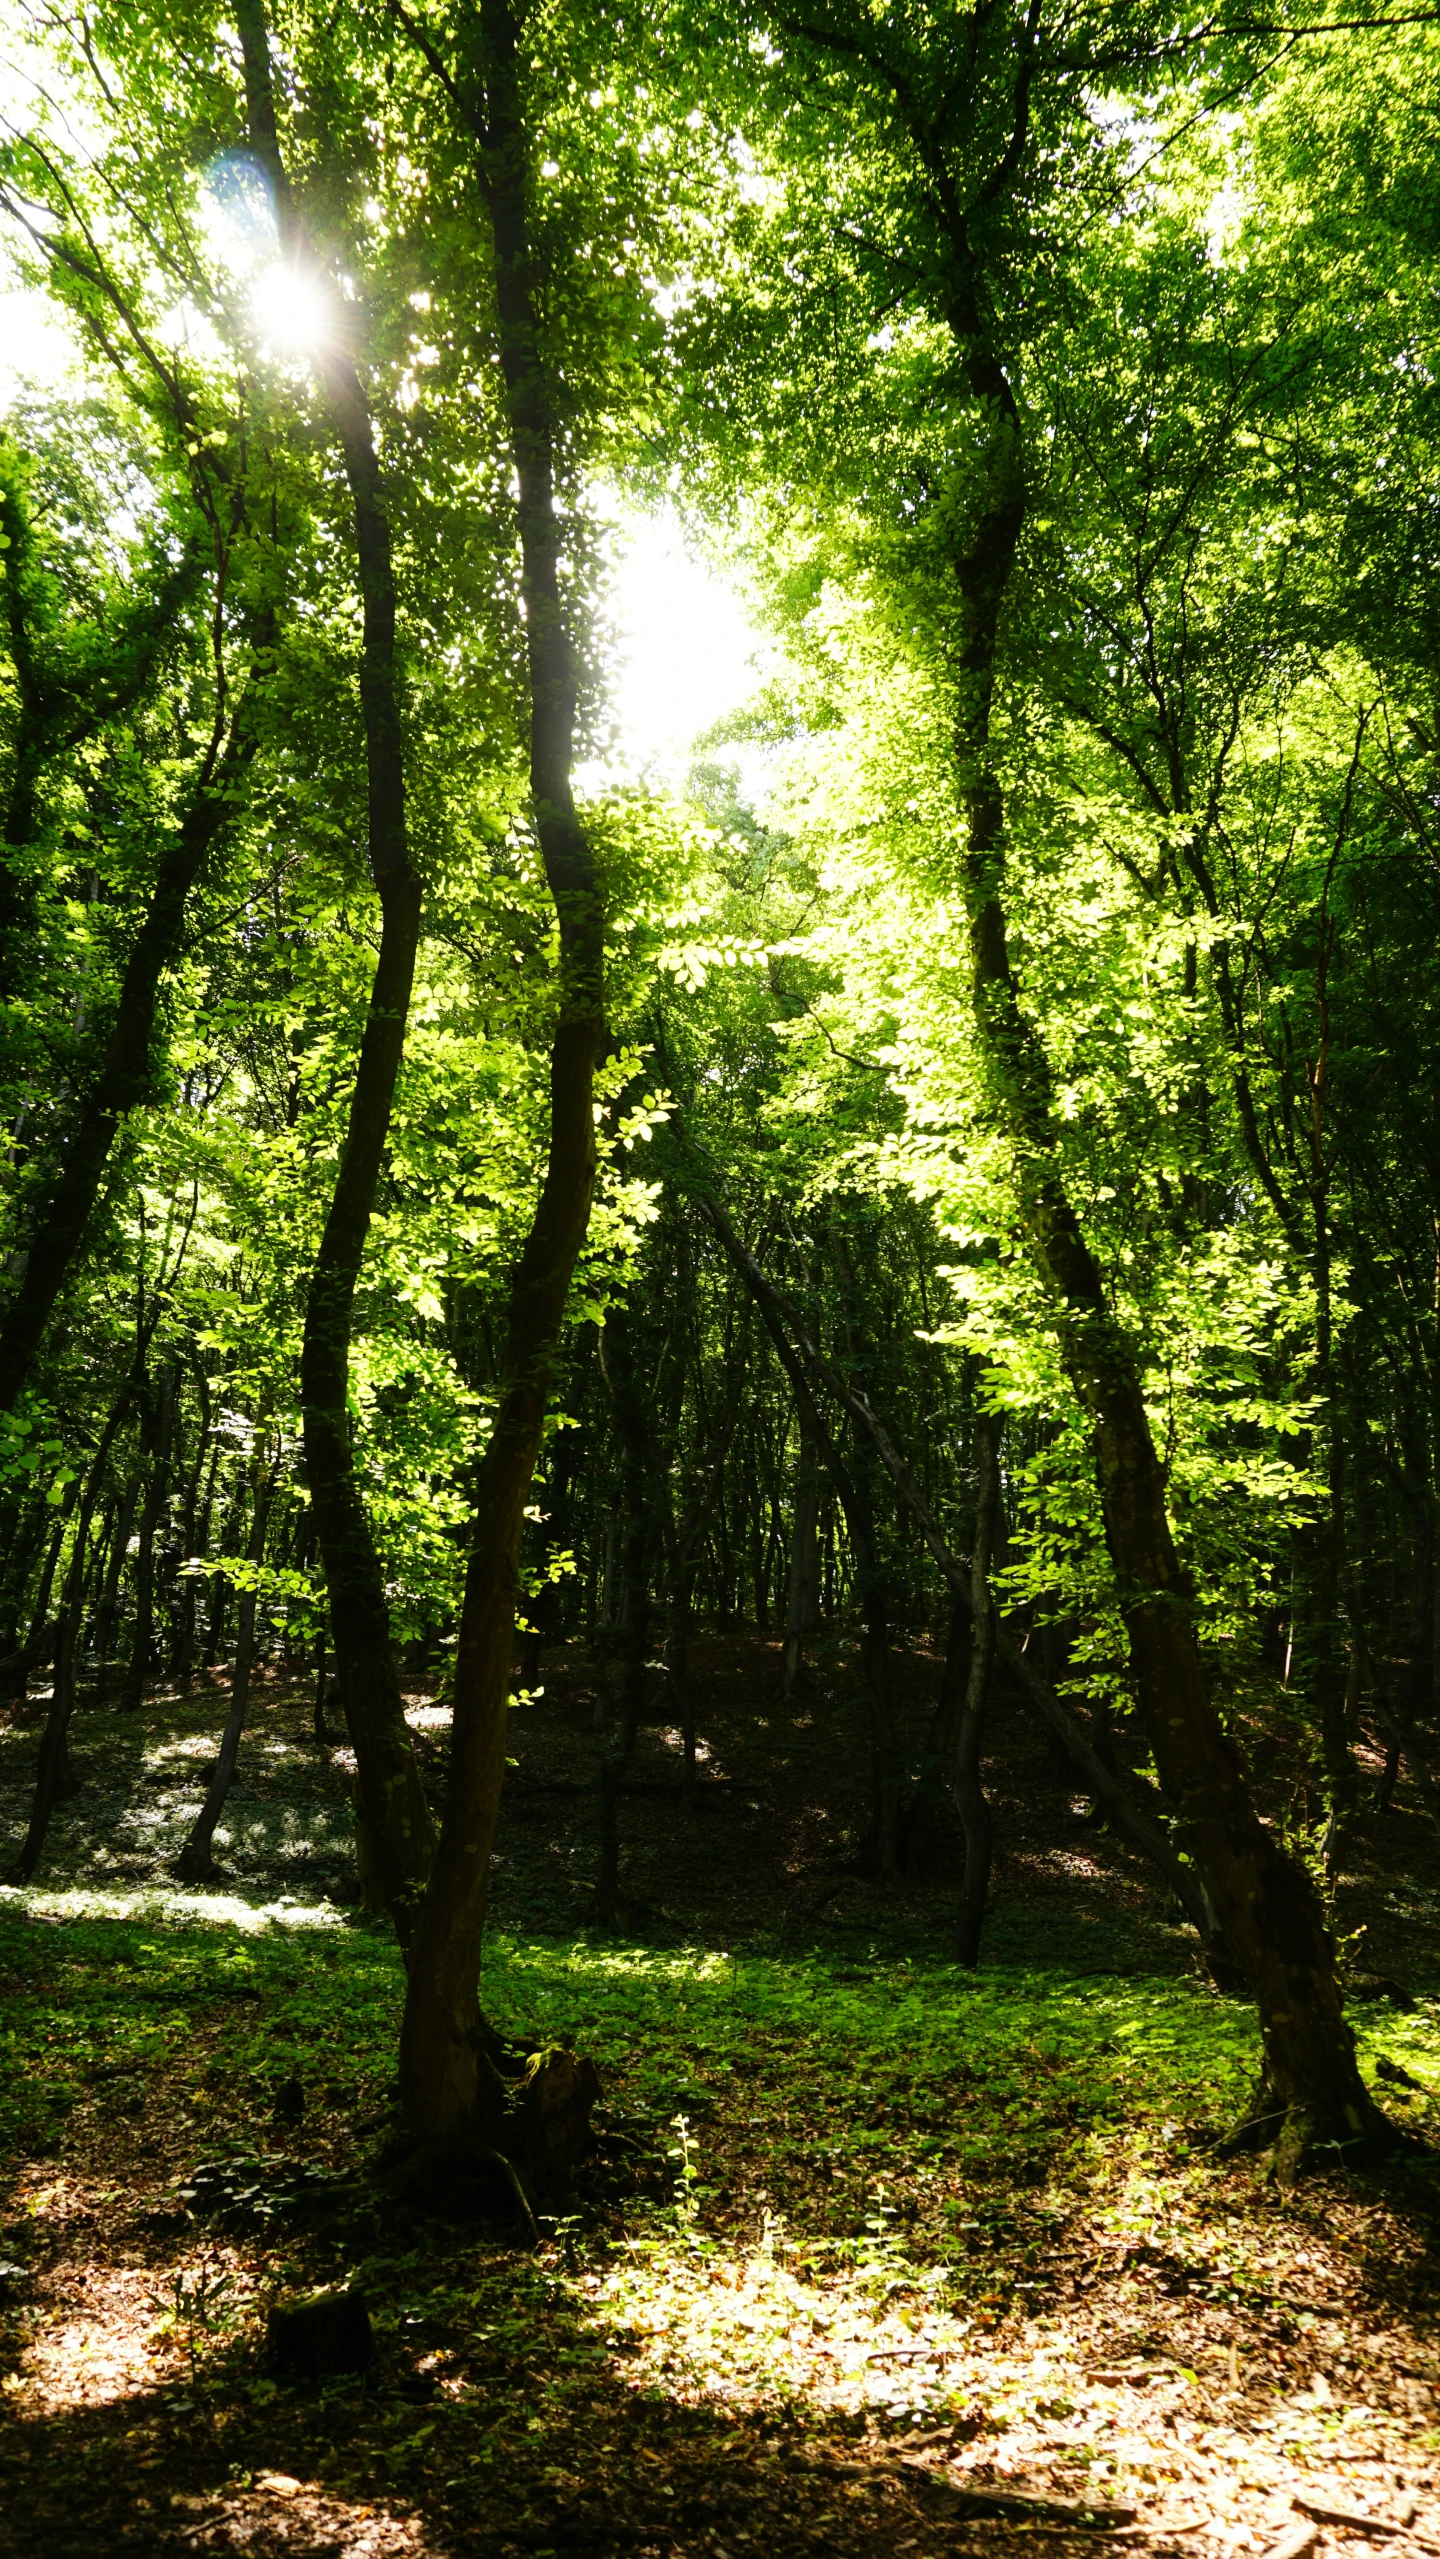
[1217, 2083, 1413, 2185]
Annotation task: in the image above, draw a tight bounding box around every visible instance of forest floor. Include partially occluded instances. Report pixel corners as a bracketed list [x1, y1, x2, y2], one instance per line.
[0, 1629, 1439, 2558]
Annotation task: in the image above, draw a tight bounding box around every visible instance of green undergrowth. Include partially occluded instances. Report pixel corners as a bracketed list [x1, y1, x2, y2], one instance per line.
[3, 1885, 1437, 2208]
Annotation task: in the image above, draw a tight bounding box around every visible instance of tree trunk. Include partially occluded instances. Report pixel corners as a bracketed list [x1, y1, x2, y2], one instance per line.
[0, 1495, 43, 1665]
[121, 1360, 177, 1712]
[601, 1305, 652, 1762]
[397, 0, 605, 2145]
[174, 1468, 273, 1882]
[8, 1486, 77, 1712]
[781, 1419, 820, 1702]
[172, 1388, 218, 1685]
[665, 1338, 745, 1806]
[516, 1397, 585, 1690]
[10, 1395, 128, 1879]
[1308, 1062, 1358, 1856]
[314, 1635, 333, 1745]
[236, 0, 435, 1938]
[905, 1589, 970, 1868]
[0, 716, 254, 1415]
[953, 1411, 1000, 1967]
[841, 1417, 904, 1880]
[938, 268, 1383, 2170]
[828, 1223, 904, 1875]
[91, 1477, 137, 1673]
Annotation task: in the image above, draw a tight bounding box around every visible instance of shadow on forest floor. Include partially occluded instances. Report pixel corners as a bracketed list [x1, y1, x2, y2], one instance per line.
[2, 1634, 1440, 2553]
[4, 1626, 1437, 1993]
[1, 1888, 1440, 2557]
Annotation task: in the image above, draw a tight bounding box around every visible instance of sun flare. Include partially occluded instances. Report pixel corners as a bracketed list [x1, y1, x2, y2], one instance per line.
[251, 262, 330, 356]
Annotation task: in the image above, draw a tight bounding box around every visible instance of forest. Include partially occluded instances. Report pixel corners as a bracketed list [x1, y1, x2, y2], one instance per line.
[1, 1, 1439, 2553]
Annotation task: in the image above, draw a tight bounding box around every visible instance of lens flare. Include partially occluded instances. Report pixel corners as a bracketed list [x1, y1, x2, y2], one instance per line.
[198, 151, 278, 273]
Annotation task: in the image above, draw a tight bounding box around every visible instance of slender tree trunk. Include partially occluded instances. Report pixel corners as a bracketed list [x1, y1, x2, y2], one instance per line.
[841, 1417, 904, 1880]
[1308, 1066, 1358, 1853]
[172, 1387, 218, 1685]
[0, 1496, 42, 1661]
[953, 1411, 1000, 1967]
[601, 1305, 651, 1761]
[174, 1467, 273, 1882]
[670, 1547, 698, 1803]
[398, 0, 604, 2142]
[6, 1487, 76, 1712]
[906, 1587, 970, 1867]
[939, 271, 1382, 2168]
[91, 1477, 137, 1673]
[10, 1395, 128, 1880]
[668, 1341, 745, 1805]
[121, 1361, 177, 1712]
[516, 1399, 584, 1690]
[237, 0, 435, 1936]
[202, 1507, 237, 1670]
[781, 1419, 820, 1701]
[829, 1225, 904, 1875]
[750, 1472, 768, 1631]
[0, 721, 253, 1416]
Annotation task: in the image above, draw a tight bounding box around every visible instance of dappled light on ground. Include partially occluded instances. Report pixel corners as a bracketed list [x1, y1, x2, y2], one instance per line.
[3, 1870, 1439, 2556]
[3, 1652, 1439, 2553]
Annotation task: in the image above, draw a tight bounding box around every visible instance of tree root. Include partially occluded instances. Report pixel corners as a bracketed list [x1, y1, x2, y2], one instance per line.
[171, 1843, 225, 1884]
[375, 2047, 602, 2235]
[374, 2133, 540, 2240]
[1216, 2082, 1417, 2185]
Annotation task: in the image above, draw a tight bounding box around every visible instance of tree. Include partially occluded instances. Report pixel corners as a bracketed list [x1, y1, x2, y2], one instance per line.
[670, 0, 1399, 2166]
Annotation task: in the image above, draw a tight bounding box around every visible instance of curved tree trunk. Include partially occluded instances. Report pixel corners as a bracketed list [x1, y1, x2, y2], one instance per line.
[0, 717, 253, 1417]
[237, 0, 435, 1937]
[939, 261, 1383, 2171]
[398, 0, 605, 2140]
